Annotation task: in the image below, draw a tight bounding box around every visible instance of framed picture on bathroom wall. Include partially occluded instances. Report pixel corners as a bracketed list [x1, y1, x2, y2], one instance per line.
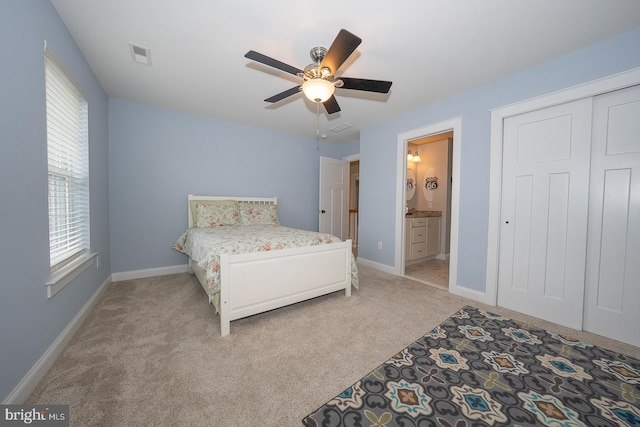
[423, 167, 436, 201]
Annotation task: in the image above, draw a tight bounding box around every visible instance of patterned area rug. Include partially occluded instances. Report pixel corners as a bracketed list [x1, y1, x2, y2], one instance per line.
[303, 306, 640, 427]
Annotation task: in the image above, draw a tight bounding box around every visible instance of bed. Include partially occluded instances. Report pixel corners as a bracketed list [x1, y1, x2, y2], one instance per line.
[173, 195, 357, 336]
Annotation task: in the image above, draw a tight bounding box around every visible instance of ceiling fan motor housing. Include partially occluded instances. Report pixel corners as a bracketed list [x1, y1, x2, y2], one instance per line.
[302, 46, 333, 80]
[309, 46, 327, 65]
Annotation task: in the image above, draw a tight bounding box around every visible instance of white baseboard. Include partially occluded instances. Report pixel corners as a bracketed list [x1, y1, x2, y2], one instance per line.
[449, 282, 489, 305]
[356, 258, 398, 276]
[436, 253, 450, 261]
[111, 264, 188, 282]
[3, 274, 112, 404]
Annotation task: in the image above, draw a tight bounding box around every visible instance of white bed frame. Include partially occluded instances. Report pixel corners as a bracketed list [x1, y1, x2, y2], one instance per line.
[187, 195, 352, 336]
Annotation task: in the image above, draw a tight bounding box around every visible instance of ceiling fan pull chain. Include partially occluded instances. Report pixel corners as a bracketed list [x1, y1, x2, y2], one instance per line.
[315, 102, 321, 150]
[316, 101, 320, 139]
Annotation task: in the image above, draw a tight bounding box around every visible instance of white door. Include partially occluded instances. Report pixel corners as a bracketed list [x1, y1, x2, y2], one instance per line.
[319, 156, 349, 240]
[498, 98, 592, 329]
[584, 86, 640, 346]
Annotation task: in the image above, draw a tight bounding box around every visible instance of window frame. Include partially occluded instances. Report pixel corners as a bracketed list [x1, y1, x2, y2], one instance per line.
[44, 41, 95, 298]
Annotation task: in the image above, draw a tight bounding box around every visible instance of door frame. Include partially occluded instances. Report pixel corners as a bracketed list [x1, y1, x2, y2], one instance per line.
[486, 66, 640, 306]
[344, 153, 360, 250]
[395, 117, 461, 294]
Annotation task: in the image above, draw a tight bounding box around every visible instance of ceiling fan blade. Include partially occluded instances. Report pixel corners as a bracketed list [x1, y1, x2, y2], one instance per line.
[340, 77, 392, 93]
[319, 29, 362, 75]
[264, 86, 301, 103]
[323, 96, 341, 114]
[245, 50, 303, 75]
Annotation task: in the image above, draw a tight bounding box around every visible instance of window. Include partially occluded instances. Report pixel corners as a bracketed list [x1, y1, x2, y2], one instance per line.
[44, 41, 92, 295]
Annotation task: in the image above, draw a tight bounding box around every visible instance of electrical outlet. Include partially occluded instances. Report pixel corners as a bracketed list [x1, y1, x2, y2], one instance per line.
[377, 242, 383, 250]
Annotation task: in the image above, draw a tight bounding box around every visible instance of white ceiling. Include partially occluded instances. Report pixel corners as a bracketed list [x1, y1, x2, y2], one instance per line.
[50, 0, 640, 144]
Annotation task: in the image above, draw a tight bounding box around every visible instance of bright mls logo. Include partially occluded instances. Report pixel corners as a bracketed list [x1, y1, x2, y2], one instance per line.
[1, 405, 69, 426]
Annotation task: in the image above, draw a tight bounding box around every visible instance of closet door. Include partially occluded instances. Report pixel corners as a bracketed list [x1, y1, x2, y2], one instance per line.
[497, 98, 592, 329]
[584, 85, 640, 346]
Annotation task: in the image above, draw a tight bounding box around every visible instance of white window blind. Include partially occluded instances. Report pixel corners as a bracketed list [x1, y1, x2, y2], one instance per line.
[45, 42, 90, 272]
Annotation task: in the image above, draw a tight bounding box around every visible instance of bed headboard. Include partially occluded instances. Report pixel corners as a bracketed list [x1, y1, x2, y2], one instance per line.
[187, 194, 278, 228]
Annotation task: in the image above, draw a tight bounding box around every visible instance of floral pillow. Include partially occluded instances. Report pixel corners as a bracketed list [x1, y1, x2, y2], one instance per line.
[189, 199, 237, 226]
[196, 204, 239, 227]
[238, 204, 279, 225]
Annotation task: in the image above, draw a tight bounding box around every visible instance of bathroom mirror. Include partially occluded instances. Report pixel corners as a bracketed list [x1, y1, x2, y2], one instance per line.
[406, 169, 416, 200]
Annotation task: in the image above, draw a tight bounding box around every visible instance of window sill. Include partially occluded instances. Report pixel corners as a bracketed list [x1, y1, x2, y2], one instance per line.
[46, 252, 97, 298]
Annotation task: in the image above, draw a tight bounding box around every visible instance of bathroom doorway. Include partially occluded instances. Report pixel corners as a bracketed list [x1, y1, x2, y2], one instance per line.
[404, 132, 453, 289]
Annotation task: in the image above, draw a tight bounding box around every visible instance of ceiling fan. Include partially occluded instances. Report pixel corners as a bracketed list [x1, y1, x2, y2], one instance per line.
[244, 29, 392, 114]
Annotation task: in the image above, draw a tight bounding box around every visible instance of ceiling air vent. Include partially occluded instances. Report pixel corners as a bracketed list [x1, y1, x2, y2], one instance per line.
[128, 43, 152, 66]
[329, 123, 352, 133]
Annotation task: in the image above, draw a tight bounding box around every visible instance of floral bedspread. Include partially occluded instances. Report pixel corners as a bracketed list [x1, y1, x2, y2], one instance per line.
[172, 224, 358, 306]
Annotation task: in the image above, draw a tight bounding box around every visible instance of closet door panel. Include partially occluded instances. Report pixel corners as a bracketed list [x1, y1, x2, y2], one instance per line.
[498, 98, 592, 330]
[584, 85, 640, 347]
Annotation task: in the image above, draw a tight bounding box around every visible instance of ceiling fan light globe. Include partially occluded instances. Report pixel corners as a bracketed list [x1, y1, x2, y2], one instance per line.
[302, 78, 335, 103]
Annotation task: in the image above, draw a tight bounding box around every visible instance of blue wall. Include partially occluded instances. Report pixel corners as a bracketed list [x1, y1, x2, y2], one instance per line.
[358, 27, 640, 292]
[108, 99, 357, 273]
[0, 1, 110, 401]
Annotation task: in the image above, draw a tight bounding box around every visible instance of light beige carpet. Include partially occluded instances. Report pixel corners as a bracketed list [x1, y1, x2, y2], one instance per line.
[27, 264, 639, 426]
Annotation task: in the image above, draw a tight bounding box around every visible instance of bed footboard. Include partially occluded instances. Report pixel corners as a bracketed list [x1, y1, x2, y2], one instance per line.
[219, 239, 352, 336]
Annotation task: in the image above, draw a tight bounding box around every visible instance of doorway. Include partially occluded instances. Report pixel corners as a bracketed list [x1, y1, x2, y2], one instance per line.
[404, 133, 453, 288]
[396, 117, 462, 294]
[318, 155, 360, 259]
[319, 156, 349, 240]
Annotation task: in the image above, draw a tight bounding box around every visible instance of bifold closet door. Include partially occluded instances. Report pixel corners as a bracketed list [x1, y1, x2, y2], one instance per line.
[497, 98, 593, 330]
[584, 85, 640, 347]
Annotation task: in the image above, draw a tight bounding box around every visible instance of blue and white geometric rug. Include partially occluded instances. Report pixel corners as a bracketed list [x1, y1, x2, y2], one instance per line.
[303, 306, 640, 427]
